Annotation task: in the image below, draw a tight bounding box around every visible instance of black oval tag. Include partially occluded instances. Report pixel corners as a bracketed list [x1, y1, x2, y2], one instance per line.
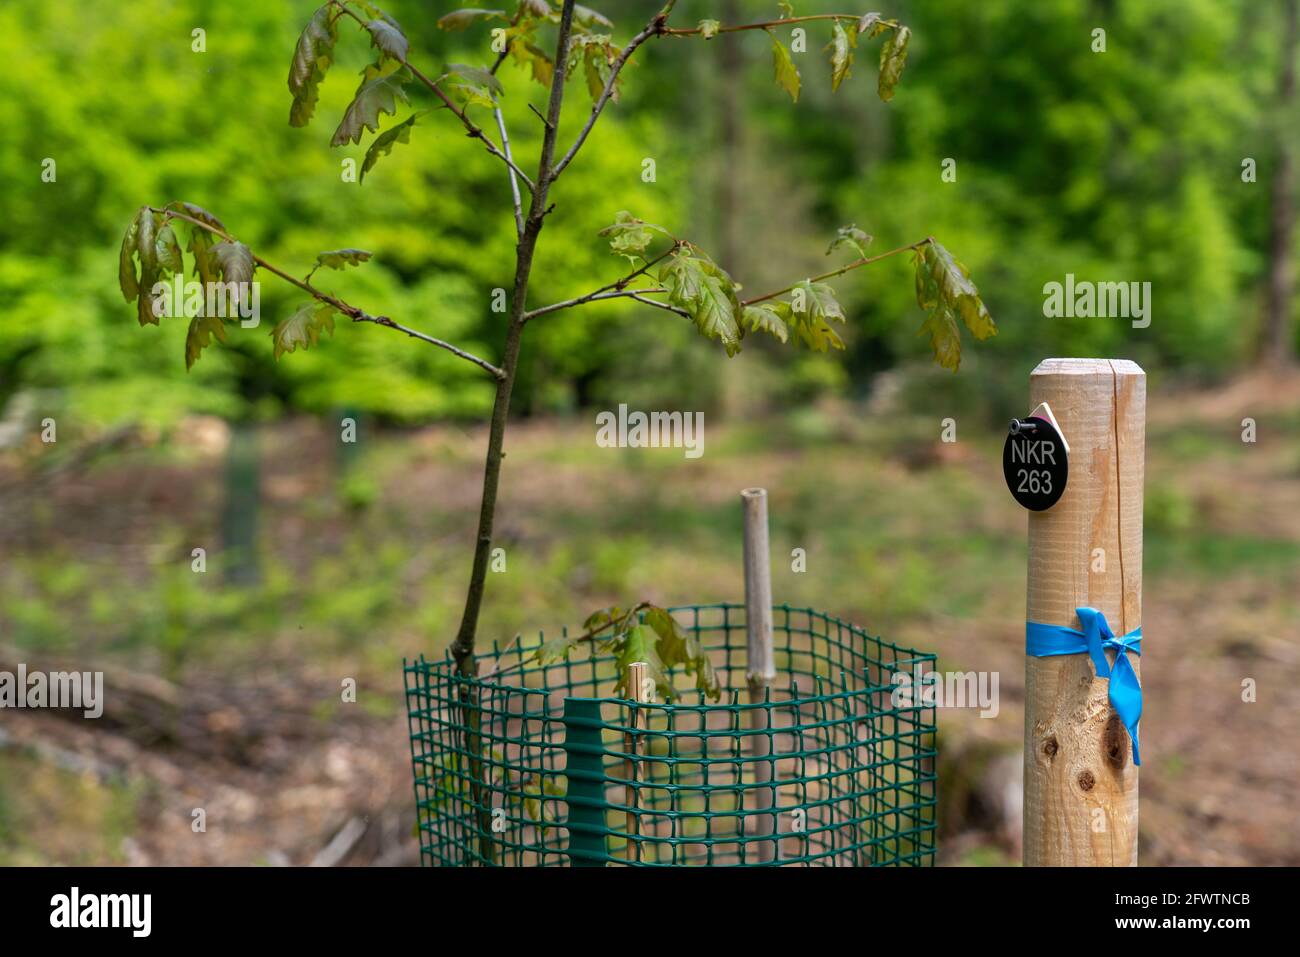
[1003, 417, 1068, 511]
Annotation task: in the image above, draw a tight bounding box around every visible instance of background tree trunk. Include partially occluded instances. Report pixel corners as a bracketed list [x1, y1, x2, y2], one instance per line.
[1263, 0, 1298, 368]
[717, 0, 744, 277]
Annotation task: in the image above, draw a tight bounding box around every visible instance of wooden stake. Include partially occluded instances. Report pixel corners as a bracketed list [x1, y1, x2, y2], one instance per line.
[742, 488, 778, 863]
[1023, 359, 1145, 866]
[624, 660, 647, 864]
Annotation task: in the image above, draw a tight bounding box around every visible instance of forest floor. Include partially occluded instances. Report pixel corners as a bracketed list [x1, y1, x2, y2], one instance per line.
[0, 371, 1297, 866]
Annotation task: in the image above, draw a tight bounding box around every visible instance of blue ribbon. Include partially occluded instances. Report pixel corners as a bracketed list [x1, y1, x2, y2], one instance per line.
[1026, 608, 1143, 765]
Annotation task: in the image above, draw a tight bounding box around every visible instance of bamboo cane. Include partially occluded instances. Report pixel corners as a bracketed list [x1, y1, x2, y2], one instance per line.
[624, 659, 648, 864]
[742, 488, 778, 864]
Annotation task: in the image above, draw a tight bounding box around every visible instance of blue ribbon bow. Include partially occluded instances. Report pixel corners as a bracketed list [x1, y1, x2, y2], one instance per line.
[1025, 607, 1144, 765]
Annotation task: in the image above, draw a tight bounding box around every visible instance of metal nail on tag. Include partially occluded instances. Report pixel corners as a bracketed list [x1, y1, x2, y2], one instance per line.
[1003, 402, 1068, 511]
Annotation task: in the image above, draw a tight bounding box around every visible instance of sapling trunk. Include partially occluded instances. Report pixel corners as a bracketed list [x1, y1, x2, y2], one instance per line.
[449, 0, 579, 864]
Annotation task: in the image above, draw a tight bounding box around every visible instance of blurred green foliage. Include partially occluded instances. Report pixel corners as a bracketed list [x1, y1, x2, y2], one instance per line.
[0, 0, 1293, 429]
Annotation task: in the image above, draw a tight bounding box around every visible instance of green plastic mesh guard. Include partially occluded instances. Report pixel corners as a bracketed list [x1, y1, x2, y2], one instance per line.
[404, 603, 937, 866]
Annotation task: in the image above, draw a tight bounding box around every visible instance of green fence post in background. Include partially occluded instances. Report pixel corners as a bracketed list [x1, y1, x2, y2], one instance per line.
[220, 422, 260, 586]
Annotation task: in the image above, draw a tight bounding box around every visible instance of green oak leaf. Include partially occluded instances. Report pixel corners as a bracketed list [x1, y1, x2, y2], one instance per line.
[366, 19, 408, 63]
[360, 111, 426, 181]
[827, 224, 873, 259]
[133, 208, 161, 326]
[119, 215, 139, 302]
[660, 253, 744, 356]
[574, 4, 613, 28]
[188, 229, 219, 288]
[583, 45, 609, 101]
[532, 633, 581, 666]
[643, 606, 719, 701]
[795, 315, 846, 352]
[352, 1, 400, 22]
[743, 302, 790, 343]
[138, 281, 161, 326]
[450, 85, 496, 110]
[210, 240, 255, 316]
[185, 315, 227, 370]
[917, 305, 960, 371]
[878, 25, 910, 101]
[288, 4, 339, 127]
[912, 240, 995, 371]
[922, 240, 995, 338]
[568, 36, 617, 102]
[589, 610, 636, 646]
[314, 248, 373, 270]
[168, 201, 226, 231]
[210, 241, 254, 286]
[769, 31, 800, 102]
[436, 9, 506, 30]
[612, 625, 673, 702]
[134, 207, 157, 274]
[857, 12, 885, 37]
[505, 18, 554, 86]
[582, 606, 625, 630]
[331, 69, 410, 146]
[787, 281, 846, 352]
[272, 301, 336, 359]
[643, 606, 689, 665]
[826, 20, 855, 91]
[446, 63, 504, 96]
[154, 224, 183, 275]
[597, 210, 665, 257]
[791, 279, 845, 323]
[693, 273, 743, 356]
[660, 253, 703, 303]
[167, 203, 228, 288]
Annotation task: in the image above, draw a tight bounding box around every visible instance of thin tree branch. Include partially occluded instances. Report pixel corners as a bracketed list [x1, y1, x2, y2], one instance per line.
[330, 1, 535, 192]
[526, 238, 929, 322]
[488, 603, 652, 680]
[152, 206, 506, 380]
[352, 315, 505, 378]
[551, 5, 901, 183]
[494, 107, 525, 239]
[523, 245, 679, 321]
[487, 5, 524, 237]
[550, 1, 680, 181]
[480, 8, 529, 233]
[527, 103, 553, 129]
[525, 287, 669, 321]
[628, 292, 689, 318]
[741, 238, 931, 305]
[663, 13, 893, 36]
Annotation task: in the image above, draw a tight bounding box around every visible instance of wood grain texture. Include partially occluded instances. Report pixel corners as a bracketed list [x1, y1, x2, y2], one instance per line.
[1023, 358, 1145, 866]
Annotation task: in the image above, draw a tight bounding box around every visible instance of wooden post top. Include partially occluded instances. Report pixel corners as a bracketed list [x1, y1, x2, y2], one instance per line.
[1032, 357, 1145, 377]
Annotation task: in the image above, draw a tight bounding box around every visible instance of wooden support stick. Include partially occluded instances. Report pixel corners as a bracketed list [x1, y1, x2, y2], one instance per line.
[742, 488, 778, 863]
[1023, 359, 1145, 866]
[624, 660, 647, 864]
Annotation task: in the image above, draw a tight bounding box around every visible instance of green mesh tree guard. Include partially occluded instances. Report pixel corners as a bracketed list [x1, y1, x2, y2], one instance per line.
[404, 603, 937, 866]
